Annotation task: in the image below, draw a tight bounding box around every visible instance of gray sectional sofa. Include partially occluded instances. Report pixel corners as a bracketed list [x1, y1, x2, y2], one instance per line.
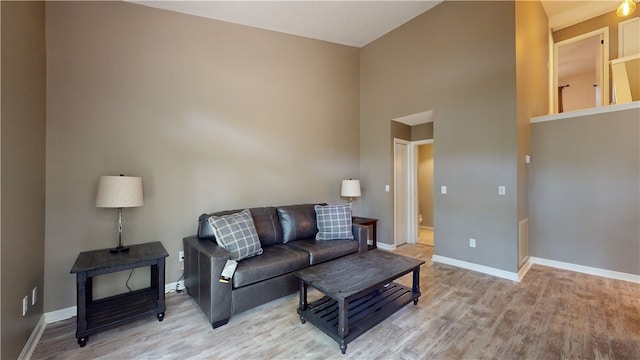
[183, 203, 369, 328]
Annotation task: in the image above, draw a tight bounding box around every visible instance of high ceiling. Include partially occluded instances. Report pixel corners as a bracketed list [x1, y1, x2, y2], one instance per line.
[130, 0, 442, 47]
[540, 0, 620, 31]
[131, 0, 622, 47]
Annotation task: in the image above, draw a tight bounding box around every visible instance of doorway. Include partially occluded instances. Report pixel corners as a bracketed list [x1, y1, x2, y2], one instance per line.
[416, 142, 434, 247]
[393, 138, 434, 249]
[552, 27, 609, 113]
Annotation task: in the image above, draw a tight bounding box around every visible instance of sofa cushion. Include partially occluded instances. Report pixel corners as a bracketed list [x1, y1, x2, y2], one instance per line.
[277, 204, 323, 244]
[199, 207, 283, 246]
[208, 209, 263, 261]
[287, 238, 358, 265]
[232, 245, 309, 288]
[314, 203, 354, 240]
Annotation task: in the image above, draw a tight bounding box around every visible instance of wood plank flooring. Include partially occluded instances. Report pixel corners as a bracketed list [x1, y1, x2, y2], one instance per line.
[31, 244, 640, 359]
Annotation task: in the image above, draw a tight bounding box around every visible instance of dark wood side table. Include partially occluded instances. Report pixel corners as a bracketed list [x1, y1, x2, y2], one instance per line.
[352, 216, 378, 249]
[70, 241, 169, 347]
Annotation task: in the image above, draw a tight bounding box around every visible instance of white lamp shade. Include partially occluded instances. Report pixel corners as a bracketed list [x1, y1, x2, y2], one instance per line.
[341, 179, 361, 197]
[95, 175, 144, 208]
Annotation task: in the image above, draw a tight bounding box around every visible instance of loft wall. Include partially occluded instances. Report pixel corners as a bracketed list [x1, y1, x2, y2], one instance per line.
[530, 108, 640, 275]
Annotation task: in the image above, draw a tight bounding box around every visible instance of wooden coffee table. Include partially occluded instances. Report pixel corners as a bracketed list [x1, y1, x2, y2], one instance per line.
[295, 249, 424, 354]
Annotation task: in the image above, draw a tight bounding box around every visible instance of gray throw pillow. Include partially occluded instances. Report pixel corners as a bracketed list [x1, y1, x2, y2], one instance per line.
[208, 209, 263, 261]
[314, 204, 354, 240]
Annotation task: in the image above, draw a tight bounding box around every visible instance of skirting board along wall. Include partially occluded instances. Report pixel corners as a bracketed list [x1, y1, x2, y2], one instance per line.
[528, 257, 640, 284]
[432, 255, 527, 282]
[432, 254, 640, 284]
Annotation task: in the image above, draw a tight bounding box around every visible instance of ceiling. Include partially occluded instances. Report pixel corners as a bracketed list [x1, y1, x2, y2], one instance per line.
[540, 0, 620, 31]
[130, 1, 442, 47]
[131, 1, 623, 47]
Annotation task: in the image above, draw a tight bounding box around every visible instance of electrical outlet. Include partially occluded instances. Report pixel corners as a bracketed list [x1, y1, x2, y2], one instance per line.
[469, 238, 476, 248]
[31, 287, 37, 306]
[179, 251, 184, 262]
[22, 295, 28, 316]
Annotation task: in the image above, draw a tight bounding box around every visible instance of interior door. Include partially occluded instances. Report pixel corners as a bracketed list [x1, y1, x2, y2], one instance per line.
[394, 139, 409, 247]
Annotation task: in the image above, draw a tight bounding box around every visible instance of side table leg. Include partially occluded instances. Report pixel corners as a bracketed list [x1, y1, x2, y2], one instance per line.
[76, 272, 88, 347]
[78, 336, 88, 347]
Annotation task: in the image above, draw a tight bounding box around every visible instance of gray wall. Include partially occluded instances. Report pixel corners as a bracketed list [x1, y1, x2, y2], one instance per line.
[45, 1, 360, 311]
[361, 1, 520, 272]
[1, 2, 46, 359]
[530, 108, 640, 275]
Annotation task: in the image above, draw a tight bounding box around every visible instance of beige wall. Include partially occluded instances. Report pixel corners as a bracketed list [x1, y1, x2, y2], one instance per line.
[411, 122, 434, 141]
[361, 1, 520, 272]
[559, 71, 598, 111]
[530, 108, 640, 275]
[1, 2, 46, 359]
[45, 1, 360, 311]
[418, 144, 433, 228]
[515, 0, 549, 263]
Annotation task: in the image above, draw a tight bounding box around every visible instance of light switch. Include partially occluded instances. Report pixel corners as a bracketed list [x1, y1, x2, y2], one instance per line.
[385, 185, 390, 192]
[441, 186, 447, 194]
[498, 186, 506, 195]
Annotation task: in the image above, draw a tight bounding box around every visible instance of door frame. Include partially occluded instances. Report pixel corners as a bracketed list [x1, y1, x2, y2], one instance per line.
[393, 138, 410, 248]
[393, 138, 434, 248]
[551, 27, 609, 113]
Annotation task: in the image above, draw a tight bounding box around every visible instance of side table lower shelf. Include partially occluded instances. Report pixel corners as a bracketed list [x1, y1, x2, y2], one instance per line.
[80, 288, 165, 339]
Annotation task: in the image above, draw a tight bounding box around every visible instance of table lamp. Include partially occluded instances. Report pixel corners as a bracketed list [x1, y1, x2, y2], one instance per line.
[96, 175, 144, 253]
[340, 179, 361, 202]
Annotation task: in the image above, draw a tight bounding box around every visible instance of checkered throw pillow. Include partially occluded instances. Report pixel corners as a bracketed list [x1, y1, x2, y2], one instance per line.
[314, 204, 354, 240]
[208, 209, 263, 261]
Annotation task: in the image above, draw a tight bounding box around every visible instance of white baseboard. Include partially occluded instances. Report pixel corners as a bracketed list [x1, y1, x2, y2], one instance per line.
[431, 254, 640, 284]
[518, 256, 533, 280]
[18, 315, 46, 360]
[376, 242, 396, 251]
[432, 255, 522, 282]
[529, 257, 640, 283]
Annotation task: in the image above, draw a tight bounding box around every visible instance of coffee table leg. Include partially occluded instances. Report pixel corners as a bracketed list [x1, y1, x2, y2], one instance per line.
[413, 267, 421, 305]
[338, 299, 349, 354]
[299, 279, 307, 324]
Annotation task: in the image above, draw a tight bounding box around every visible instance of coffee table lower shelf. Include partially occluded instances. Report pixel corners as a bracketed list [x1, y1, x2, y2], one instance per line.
[297, 283, 419, 354]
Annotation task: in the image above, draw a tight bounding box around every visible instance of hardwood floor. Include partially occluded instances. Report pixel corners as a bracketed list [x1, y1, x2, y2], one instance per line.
[32, 244, 640, 359]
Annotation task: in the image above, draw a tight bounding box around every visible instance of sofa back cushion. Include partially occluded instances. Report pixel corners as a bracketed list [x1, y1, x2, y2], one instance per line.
[277, 204, 324, 244]
[198, 207, 283, 246]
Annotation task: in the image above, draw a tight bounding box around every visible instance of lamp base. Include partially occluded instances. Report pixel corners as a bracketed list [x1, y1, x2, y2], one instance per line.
[110, 245, 130, 253]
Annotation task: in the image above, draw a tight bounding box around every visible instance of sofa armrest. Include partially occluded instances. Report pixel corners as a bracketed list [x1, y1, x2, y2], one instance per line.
[183, 235, 233, 328]
[352, 224, 369, 253]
